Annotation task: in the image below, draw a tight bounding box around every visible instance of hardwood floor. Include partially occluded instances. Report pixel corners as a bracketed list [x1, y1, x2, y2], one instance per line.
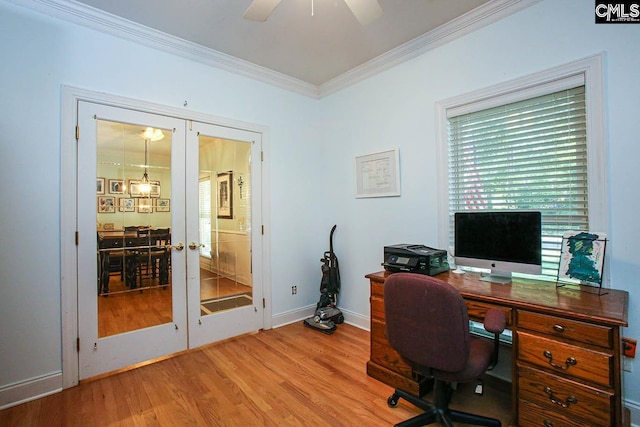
[0, 323, 511, 426]
[99, 270, 252, 337]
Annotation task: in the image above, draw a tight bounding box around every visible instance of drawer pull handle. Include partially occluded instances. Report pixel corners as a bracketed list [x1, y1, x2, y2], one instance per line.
[544, 386, 578, 408]
[552, 324, 565, 333]
[543, 421, 554, 427]
[543, 350, 577, 370]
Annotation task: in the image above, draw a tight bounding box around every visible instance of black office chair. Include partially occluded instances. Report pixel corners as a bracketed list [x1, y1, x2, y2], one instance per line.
[384, 272, 506, 427]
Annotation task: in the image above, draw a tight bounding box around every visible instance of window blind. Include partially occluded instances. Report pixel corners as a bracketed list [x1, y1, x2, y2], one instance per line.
[199, 178, 212, 258]
[447, 85, 587, 279]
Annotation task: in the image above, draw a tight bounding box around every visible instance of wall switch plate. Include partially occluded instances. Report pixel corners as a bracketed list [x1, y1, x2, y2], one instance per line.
[623, 356, 633, 373]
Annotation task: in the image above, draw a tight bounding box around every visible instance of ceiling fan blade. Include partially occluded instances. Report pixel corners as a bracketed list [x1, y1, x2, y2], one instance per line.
[343, 0, 383, 26]
[243, 0, 283, 22]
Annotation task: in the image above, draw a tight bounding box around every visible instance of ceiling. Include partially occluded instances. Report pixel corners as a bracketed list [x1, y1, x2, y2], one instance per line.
[13, 0, 537, 96]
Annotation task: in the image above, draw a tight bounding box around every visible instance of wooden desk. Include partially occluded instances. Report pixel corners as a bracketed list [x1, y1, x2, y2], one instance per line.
[366, 270, 629, 427]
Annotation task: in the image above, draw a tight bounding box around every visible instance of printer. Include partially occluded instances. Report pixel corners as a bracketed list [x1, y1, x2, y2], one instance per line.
[383, 244, 450, 276]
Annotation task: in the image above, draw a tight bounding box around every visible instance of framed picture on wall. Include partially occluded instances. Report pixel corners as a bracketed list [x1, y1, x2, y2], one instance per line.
[109, 179, 125, 194]
[150, 180, 161, 198]
[97, 196, 116, 213]
[217, 171, 233, 219]
[97, 177, 105, 194]
[119, 197, 135, 212]
[355, 148, 401, 198]
[138, 198, 153, 213]
[128, 179, 142, 197]
[156, 198, 170, 212]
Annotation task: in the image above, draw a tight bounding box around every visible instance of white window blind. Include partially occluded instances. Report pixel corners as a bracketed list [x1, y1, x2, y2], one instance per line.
[447, 85, 587, 279]
[199, 178, 212, 258]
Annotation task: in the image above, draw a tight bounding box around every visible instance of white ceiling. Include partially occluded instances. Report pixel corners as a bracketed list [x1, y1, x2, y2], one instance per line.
[13, 0, 538, 96]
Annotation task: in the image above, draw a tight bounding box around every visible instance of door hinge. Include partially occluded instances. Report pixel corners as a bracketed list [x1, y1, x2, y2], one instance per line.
[75, 125, 79, 141]
[262, 298, 266, 308]
[75, 231, 79, 245]
[77, 337, 80, 352]
[261, 151, 264, 161]
[261, 225, 264, 235]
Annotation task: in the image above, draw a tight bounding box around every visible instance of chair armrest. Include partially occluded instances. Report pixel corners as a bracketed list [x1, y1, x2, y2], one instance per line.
[483, 308, 506, 334]
[483, 308, 506, 370]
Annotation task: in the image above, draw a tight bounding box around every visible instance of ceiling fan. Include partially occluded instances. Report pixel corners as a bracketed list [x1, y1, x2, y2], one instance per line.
[243, 0, 383, 26]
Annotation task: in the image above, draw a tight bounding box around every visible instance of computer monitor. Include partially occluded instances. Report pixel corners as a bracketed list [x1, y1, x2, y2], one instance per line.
[454, 211, 542, 284]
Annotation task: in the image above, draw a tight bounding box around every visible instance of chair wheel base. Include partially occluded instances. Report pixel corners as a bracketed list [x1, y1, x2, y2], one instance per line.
[387, 393, 399, 407]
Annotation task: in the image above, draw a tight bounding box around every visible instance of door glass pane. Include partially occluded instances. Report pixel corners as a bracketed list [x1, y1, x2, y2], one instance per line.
[198, 136, 252, 315]
[96, 120, 173, 337]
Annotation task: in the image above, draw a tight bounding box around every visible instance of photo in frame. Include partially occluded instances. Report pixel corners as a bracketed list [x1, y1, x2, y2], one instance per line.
[557, 231, 607, 288]
[97, 196, 116, 213]
[109, 179, 125, 194]
[355, 149, 400, 198]
[217, 171, 233, 219]
[97, 177, 105, 194]
[128, 179, 143, 197]
[150, 180, 161, 198]
[156, 198, 170, 212]
[138, 198, 153, 213]
[119, 197, 135, 212]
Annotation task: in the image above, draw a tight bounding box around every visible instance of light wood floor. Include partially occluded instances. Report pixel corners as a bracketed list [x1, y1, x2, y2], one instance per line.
[0, 323, 511, 426]
[99, 269, 252, 337]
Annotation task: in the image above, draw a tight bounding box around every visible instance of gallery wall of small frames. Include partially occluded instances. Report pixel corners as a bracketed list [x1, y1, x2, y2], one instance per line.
[96, 177, 170, 213]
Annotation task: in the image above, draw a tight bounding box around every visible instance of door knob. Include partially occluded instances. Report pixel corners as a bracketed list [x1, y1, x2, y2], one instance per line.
[172, 243, 185, 251]
[189, 242, 204, 250]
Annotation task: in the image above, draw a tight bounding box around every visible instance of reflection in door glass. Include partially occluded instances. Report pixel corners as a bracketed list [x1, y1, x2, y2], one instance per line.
[198, 136, 253, 315]
[96, 120, 173, 337]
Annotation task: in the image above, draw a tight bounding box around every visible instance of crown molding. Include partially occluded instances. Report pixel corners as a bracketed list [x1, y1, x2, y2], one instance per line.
[7, 0, 541, 99]
[6, 0, 320, 98]
[318, 0, 543, 97]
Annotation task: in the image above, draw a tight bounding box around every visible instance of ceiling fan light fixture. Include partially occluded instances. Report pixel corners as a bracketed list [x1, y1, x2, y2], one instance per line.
[343, 0, 383, 26]
[243, 0, 283, 22]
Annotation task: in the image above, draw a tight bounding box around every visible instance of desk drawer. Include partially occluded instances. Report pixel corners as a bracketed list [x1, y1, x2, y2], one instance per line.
[518, 364, 613, 426]
[518, 311, 612, 349]
[519, 400, 592, 427]
[370, 318, 413, 378]
[465, 300, 513, 326]
[517, 332, 613, 387]
[371, 295, 385, 321]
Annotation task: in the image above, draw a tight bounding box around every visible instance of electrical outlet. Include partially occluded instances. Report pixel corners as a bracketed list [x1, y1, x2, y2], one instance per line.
[623, 356, 633, 373]
[291, 285, 297, 295]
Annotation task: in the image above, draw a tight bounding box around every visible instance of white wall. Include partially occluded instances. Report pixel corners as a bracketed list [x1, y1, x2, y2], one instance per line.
[0, 0, 326, 407]
[317, 0, 640, 416]
[2, 0, 640, 417]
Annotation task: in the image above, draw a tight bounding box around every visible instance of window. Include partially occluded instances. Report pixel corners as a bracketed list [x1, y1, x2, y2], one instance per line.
[437, 55, 607, 282]
[199, 177, 212, 258]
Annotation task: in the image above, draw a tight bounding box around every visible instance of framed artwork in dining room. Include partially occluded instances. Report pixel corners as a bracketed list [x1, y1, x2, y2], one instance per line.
[97, 177, 105, 194]
[97, 196, 116, 213]
[217, 171, 233, 219]
[156, 198, 170, 212]
[109, 179, 125, 194]
[150, 180, 161, 198]
[138, 198, 153, 213]
[119, 197, 135, 212]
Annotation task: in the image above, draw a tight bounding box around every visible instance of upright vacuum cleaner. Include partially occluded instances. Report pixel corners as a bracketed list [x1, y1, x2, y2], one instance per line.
[303, 225, 344, 334]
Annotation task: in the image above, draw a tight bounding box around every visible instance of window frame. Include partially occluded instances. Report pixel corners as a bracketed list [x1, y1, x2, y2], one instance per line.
[435, 54, 608, 284]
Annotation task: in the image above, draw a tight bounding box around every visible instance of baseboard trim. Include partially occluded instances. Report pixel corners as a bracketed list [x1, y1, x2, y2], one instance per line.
[0, 371, 62, 410]
[627, 398, 640, 427]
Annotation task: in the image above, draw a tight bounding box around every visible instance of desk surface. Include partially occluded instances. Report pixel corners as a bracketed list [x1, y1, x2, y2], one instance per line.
[365, 270, 628, 327]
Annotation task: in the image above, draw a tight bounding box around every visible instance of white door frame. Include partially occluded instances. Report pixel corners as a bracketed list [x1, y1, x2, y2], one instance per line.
[61, 86, 272, 388]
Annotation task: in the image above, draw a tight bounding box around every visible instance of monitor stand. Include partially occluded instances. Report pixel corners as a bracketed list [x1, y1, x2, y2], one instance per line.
[480, 271, 512, 284]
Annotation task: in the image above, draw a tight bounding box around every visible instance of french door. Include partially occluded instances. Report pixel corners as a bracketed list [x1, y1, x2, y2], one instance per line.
[77, 101, 263, 379]
[186, 122, 263, 348]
